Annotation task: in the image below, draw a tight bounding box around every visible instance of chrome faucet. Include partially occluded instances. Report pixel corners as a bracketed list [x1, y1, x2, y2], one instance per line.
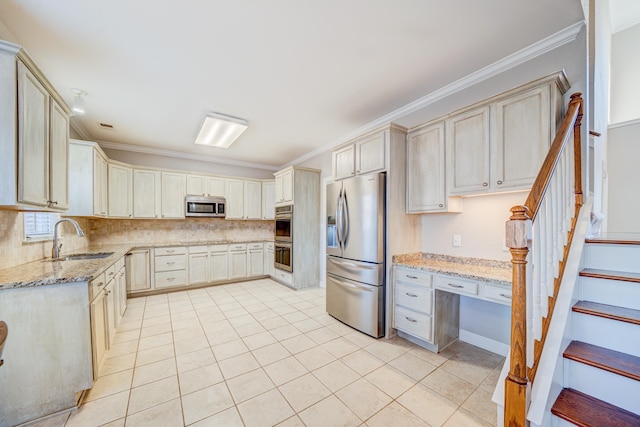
[52, 219, 85, 259]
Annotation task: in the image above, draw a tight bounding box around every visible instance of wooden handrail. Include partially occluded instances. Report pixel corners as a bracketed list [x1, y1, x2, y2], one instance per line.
[504, 93, 583, 427]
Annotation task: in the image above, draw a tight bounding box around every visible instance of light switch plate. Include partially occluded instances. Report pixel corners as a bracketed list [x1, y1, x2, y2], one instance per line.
[453, 234, 462, 247]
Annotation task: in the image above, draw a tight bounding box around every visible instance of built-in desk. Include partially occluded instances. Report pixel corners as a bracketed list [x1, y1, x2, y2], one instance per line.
[392, 253, 511, 352]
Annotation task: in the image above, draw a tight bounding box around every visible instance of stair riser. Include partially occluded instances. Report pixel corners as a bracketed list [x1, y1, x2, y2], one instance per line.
[553, 416, 582, 427]
[584, 244, 640, 273]
[579, 276, 640, 311]
[572, 312, 640, 358]
[565, 359, 640, 414]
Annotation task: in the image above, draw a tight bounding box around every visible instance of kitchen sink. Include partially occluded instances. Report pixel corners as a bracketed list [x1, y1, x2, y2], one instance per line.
[53, 252, 114, 261]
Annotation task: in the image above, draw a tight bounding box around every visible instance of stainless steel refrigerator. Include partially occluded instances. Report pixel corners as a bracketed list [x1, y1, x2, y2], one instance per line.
[326, 172, 385, 338]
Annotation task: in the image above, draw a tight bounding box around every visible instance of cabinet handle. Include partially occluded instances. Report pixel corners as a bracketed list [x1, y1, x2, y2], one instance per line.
[439, 204, 443, 208]
[167, 277, 175, 281]
[108, 271, 114, 276]
[166, 249, 175, 253]
[447, 283, 464, 289]
[406, 275, 418, 279]
[97, 281, 104, 287]
[405, 292, 418, 298]
[166, 261, 175, 265]
[499, 293, 512, 299]
[482, 183, 488, 187]
[48, 200, 58, 205]
[405, 316, 418, 323]
[497, 180, 503, 185]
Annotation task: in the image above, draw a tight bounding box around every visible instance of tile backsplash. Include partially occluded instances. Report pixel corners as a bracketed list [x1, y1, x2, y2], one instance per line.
[0, 210, 91, 270]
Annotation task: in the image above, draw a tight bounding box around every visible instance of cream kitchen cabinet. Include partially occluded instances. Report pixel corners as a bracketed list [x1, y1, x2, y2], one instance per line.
[125, 249, 151, 293]
[186, 174, 207, 196]
[89, 276, 107, 380]
[108, 163, 133, 218]
[133, 169, 161, 218]
[248, 242, 264, 276]
[0, 46, 71, 211]
[188, 246, 209, 285]
[264, 242, 275, 276]
[226, 179, 244, 219]
[160, 172, 186, 218]
[207, 177, 226, 197]
[332, 130, 387, 181]
[244, 180, 262, 219]
[68, 140, 108, 217]
[210, 244, 229, 282]
[93, 150, 108, 216]
[332, 145, 355, 180]
[154, 246, 187, 288]
[262, 180, 275, 219]
[407, 121, 462, 213]
[274, 167, 293, 205]
[229, 243, 248, 280]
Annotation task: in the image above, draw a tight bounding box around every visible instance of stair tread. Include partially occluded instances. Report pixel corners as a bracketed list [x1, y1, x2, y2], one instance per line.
[551, 388, 640, 427]
[564, 341, 640, 381]
[573, 301, 640, 325]
[586, 232, 640, 245]
[580, 268, 640, 283]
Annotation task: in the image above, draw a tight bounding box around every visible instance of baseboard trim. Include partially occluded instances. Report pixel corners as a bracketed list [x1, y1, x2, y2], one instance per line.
[459, 329, 509, 356]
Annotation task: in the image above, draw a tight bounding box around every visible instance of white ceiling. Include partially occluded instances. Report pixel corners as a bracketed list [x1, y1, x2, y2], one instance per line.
[0, 1, 585, 170]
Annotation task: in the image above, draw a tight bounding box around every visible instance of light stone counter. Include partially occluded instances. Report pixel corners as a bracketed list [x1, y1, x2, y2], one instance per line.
[393, 252, 511, 287]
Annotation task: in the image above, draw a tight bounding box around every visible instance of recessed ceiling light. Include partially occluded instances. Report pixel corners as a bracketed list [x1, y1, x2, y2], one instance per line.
[194, 113, 248, 149]
[71, 88, 87, 115]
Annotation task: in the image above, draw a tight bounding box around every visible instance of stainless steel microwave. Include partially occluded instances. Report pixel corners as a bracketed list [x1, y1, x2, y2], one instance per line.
[185, 196, 226, 218]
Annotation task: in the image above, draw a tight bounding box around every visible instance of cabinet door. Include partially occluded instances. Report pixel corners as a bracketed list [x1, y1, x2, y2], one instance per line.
[206, 177, 226, 197]
[133, 169, 160, 218]
[248, 249, 264, 276]
[332, 145, 355, 180]
[407, 122, 446, 212]
[282, 169, 293, 203]
[17, 62, 49, 207]
[186, 175, 206, 196]
[274, 173, 284, 203]
[93, 151, 108, 216]
[229, 251, 247, 279]
[446, 106, 490, 194]
[49, 100, 69, 210]
[262, 181, 275, 219]
[188, 253, 209, 285]
[244, 180, 262, 219]
[104, 280, 116, 346]
[117, 268, 127, 318]
[225, 179, 244, 219]
[126, 250, 151, 292]
[356, 132, 386, 175]
[210, 252, 228, 281]
[264, 246, 274, 276]
[108, 163, 133, 217]
[494, 86, 551, 189]
[160, 172, 185, 218]
[90, 290, 107, 380]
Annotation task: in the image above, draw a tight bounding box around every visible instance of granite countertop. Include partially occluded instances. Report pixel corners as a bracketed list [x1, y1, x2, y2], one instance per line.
[393, 253, 511, 286]
[0, 239, 273, 291]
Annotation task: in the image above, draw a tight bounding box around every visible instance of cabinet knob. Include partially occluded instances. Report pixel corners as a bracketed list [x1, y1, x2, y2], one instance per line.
[497, 180, 503, 185]
[482, 183, 488, 187]
[439, 204, 443, 208]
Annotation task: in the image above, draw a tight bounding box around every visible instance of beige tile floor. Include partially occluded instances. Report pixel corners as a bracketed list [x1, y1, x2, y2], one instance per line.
[30, 278, 504, 427]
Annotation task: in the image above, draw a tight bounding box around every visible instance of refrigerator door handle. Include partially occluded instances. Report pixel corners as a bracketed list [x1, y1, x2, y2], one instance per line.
[336, 189, 343, 250]
[342, 189, 349, 247]
[330, 276, 374, 292]
[328, 257, 375, 270]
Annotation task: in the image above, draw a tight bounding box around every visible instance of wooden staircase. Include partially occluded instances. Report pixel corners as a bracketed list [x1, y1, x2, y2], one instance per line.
[550, 234, 640, 426]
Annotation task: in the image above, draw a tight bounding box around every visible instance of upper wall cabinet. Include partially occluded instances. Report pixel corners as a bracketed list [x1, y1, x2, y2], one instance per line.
[133, 169, 160, 219]
[262, 180, 275, 220]
[68, 141, 108, 217]
[331, 130, 387, 181]
[160, 172, 185, 219]
[274, 167, 294, 205]
[108, 163, 133, 218]
[0, 43, 71, 211]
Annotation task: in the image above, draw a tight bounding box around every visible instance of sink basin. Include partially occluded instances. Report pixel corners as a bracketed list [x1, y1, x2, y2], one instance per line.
[55, 252, 114, 261]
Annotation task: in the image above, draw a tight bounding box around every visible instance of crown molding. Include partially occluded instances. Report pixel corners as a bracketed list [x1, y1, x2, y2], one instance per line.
[608, 117, 640, 129]
[285, 21, 585, 168]
[69, 119, 92, 140]
[96, 140, 280, 171]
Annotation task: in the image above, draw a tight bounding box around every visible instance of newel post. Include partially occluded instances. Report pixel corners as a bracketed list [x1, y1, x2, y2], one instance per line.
[504, 205, 530, 427]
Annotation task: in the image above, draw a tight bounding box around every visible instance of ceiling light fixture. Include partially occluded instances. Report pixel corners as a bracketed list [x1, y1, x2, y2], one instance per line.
[71, 88, 87, 115]
[194, 112, 248, 149]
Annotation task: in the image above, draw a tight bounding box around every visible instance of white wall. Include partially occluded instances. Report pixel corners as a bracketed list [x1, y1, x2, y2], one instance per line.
[606, 121, 640, 232]
[610, 23, 640, 124]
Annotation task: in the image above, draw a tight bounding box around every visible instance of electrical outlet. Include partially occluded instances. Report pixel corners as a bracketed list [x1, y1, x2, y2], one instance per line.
[452, 234, 462, 247]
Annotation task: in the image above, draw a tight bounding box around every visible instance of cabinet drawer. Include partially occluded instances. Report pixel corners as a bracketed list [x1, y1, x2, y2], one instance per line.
[90, 272, 107, 301]
[229, 243, 247, 252]
[114, 256, 125, 272]
[481, 285, 513, 305]
[188, 245, 208, 254]
[275, 268, 293, 286]
[394, 282, 432, 315]
[210, 244, 228, 253]
[394, 306, 432, 342]
[155, 246, 186, 256]
[104, 264, 117, 283]
[433, 275, 478, 296]
[395, 267, 432, 288]
[247, 242, 263, 250]
[155, 270, 187, 288]
[265, 242, 274, 250]
[154, 255, 187, 272]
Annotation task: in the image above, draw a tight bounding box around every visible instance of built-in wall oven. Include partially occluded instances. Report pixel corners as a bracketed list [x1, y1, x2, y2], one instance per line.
[274, 241, 292, 272]
[275, 205, 293, 242]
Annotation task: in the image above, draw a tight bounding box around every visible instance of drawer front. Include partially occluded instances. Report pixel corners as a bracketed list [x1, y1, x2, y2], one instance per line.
[210, 244, 228, 253]
[394, 306, 432, 342]
[248, 242, 263, 250]
[394, 282, 432, 315]
[433, 275, 478, 296]
[90, 272, 107, 301]
[275, 268, 293, 285]
[481, 285, 513, 305]
[114, 256, 125, 272]
[105, 264, 117, 283]
[265, 242, 274, 250]
[229, 243, 247, 252]
[189, 245, 209, 254]
[155, 270, 187, 288]
[154, 255, 187, 272]
[395, 267, 432, 288]
[155, 246, 186, 256]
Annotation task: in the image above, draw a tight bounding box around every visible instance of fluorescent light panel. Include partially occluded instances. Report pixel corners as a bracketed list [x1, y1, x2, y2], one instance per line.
[194, 113, 248, 148]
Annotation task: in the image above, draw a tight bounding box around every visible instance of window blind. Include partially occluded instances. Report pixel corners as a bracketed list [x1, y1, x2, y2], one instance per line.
[24, 212, 60, 240]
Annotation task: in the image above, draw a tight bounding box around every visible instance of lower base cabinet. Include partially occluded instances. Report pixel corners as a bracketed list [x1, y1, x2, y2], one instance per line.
[210, 246, 229, 281]
[265, 242, 275, 276]
[248, 243, 264, 276]
[229, 244, 248, 280]
[126, 249, 151, 293]
[89, 287, 107, 380]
